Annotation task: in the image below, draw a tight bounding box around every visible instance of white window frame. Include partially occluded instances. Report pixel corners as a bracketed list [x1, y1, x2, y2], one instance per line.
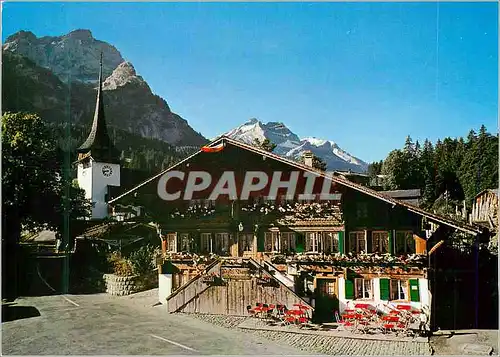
[349, 231, 367, 253]
[306, 232, 322, 253]
[214, 233, 229, 255]
[395, 231, 415, 255]
[371, 231, 389, 253]
[265, 232, 280, 252]
[280, 232, 296, 252]
[178, 233, 191, 252]
[239, 233, 255, 252]
[166, 233, 177, 252]
[390, 279, 409, 301]
[354, 278, 373, 299]
[323, 232, 339, 253]
[200, 233, 212, 253]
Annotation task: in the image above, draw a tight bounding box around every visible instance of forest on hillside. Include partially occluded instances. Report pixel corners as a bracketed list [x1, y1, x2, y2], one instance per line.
[49, 123, 198, 175]
[368, 125, 498, 215]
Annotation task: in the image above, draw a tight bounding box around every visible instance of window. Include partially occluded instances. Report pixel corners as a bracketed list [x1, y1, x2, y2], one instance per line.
[280, 232, 296, 252]
[306, 232, 322, 252]
[200, 233, 212, 253]
[349, 231, 366, 253]
[354, 278, 373, 299]
[265, 232, 280, 252]
[239, 233, 254, 252]
[372, 231, 389, 253]
[214, 233, 229, 255]
[390, 279, 408, 301]
[395, 231, 415, 255]
[166, 233, 177, 252]
[356, 202, 368, 219]
[317, 279, 337, 297]
[322, 232, 339, 254]
[178, 233, 191, 252]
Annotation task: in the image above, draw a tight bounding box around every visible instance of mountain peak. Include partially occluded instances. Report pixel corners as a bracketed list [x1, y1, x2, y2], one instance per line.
[225, 120, 368, 172]
[5, 30, 37, 43]
[66, 29, 93, 40]
[103, 61, 149, 90]
[3, 29, 125, 83]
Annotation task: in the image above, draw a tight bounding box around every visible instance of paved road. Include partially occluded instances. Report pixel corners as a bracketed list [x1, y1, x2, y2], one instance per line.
[2, 293, 309, 355]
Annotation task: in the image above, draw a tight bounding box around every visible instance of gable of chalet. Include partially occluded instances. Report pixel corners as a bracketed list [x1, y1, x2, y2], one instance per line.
[109, 136, 485, 237]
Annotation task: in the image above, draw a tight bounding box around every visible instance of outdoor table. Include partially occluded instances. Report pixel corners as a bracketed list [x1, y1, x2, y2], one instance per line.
[382, 315, 400, 322]
[254, 306, 266, 318]
[354, 303, 371, 309]
[341, 313, 357, 320]
[396, 304, 412, 310]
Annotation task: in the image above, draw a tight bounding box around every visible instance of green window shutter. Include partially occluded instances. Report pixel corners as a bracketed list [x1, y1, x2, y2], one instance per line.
[296, 234, 304, 253]
[338, 231, 344, 255]
[379, 278, 390, 300]
[257, 231, 265, 252]
[409, 279, 420, 302]
[345, 279, 354, 299]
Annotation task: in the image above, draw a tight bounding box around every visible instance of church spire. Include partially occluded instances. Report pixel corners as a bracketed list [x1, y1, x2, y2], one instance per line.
[77, 52, 120, 163]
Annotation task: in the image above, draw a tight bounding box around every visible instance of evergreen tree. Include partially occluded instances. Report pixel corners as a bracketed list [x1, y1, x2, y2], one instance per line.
[312, 155, 327, 171]
[420, 139, 436, 207]
[253, 138, 277, 152]
[459, 126, 498, 205]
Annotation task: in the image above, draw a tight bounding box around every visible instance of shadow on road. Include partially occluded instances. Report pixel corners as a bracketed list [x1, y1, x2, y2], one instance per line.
[2, 304, 41, 322]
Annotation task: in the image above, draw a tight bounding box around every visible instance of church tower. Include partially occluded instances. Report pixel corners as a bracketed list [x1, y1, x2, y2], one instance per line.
[76, 53, 121, 219]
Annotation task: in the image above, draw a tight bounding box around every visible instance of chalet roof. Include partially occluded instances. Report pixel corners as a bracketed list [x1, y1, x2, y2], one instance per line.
[382, 189, 421, 205]
[109, 136, 486, 236]
[475, 188, 500, 198]
[108, 168, 154, 200]
[382, 189, 421, 199]
[77, 54, 120, 164]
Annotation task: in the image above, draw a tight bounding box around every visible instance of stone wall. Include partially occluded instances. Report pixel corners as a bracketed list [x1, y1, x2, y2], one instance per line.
[103, 274, 139, 296]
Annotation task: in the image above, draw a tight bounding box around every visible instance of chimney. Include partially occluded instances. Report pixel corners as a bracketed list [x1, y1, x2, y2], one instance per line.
[303, 151, 313, 167]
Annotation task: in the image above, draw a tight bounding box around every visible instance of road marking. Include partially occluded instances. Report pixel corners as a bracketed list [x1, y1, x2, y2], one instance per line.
[36, 264, 57, 292]
[150, 334, 199, 352]
[62, 296, 79, 307]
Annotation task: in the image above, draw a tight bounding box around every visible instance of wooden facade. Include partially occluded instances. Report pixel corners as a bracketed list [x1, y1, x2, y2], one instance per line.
[470, 189, 498, 230]
[166, 259, 312, 316]
[110, 137, 485, 324]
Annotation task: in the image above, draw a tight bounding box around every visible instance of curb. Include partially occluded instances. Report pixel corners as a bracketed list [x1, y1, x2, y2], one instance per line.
[237, 320, 430, 344]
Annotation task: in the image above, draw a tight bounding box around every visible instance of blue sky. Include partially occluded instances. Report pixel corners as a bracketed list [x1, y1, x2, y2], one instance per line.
[2, 2, 498, 163]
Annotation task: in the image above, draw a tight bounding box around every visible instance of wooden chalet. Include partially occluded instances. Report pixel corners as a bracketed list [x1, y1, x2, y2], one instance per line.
[108, 136, 487, 324]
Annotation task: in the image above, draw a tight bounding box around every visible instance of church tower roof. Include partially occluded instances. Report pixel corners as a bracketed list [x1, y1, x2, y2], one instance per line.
[77, 53, 120, 163]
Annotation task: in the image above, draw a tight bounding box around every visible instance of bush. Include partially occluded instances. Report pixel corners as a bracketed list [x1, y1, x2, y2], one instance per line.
[107, 251, 134, 277]
[128, 244, 158, 276]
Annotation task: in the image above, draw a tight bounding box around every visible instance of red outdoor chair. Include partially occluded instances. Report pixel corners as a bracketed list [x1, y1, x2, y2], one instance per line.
[246, 305, 257, 317]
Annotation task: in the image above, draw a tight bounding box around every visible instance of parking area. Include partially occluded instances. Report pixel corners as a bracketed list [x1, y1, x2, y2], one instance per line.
[2, 292, 308, 355]
[3, 290, 442, 356]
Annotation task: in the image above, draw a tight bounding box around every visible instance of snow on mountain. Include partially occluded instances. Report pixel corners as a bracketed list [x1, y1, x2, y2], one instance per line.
[225, 119, 368, 173]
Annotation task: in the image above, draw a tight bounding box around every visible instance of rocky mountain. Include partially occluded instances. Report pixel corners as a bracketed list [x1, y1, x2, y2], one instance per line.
[2, 29, 207, 147]
[225, 119, 368, 172]
[3, 29, 123, 83]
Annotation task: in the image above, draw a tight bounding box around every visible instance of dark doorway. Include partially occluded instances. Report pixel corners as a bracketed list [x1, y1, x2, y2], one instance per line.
[314, 277, 339, 323]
